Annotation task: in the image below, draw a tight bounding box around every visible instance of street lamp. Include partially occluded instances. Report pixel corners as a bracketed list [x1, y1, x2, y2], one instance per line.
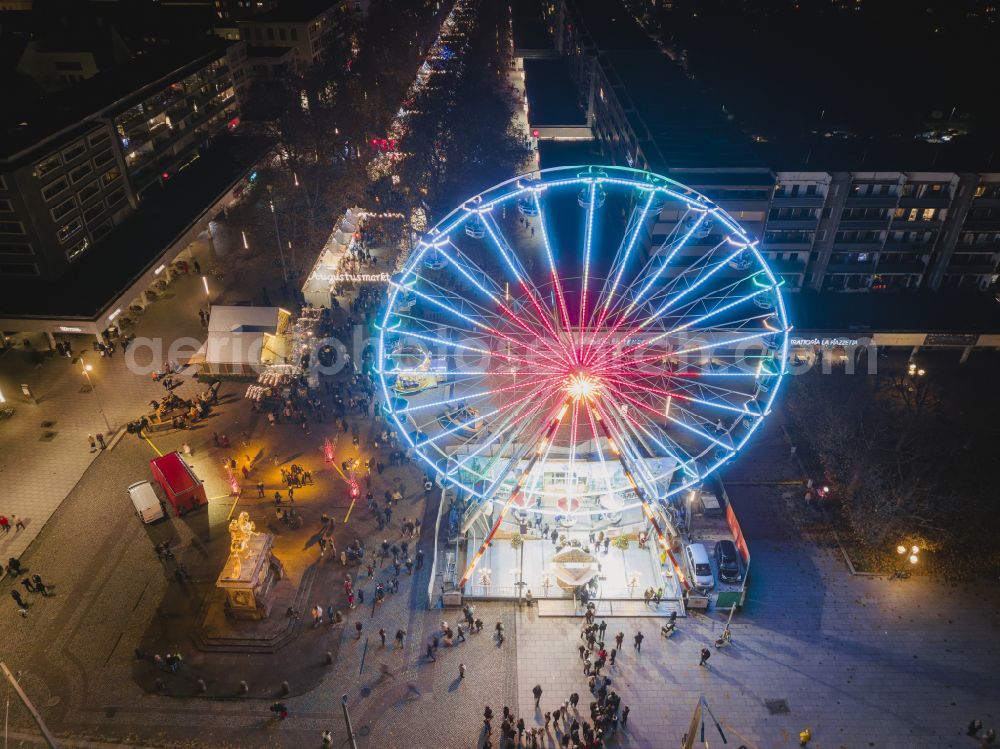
[897, 543, 920, 565]
[81, 359, 112, 433]
[341, 694, 358, 749]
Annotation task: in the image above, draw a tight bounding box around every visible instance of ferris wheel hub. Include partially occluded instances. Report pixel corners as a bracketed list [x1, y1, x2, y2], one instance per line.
[565, 371, 603, 402]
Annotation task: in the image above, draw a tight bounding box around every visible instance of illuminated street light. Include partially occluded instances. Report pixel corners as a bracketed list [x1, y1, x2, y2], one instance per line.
[897, 545, 907, 555]
[909, 554, 919, 564]
[242, 230, 249, 250]
[81, 358, 112, 433]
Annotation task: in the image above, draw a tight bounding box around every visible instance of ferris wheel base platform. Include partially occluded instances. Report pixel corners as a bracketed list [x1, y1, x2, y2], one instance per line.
[535, 598, 685, 619]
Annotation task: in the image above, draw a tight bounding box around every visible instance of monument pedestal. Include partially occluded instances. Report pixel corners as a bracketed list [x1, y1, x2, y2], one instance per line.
[216, 532, 283, 620]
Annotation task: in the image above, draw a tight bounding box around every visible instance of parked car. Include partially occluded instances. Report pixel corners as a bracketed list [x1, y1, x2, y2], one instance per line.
[714, 539, 742, 583]
[684, 543, 715, 589]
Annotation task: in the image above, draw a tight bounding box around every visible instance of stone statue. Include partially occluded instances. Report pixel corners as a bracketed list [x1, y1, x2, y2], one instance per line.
[224, 511, 258, 578]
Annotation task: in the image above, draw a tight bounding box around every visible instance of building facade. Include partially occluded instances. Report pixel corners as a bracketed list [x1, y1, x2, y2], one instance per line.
[0, 41, 246, 280]
[544, 0, 1000, 294]
[237, 1, 341, 71]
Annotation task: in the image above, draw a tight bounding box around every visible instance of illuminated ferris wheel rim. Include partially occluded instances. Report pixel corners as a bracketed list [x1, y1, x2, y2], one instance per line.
[377, 165, 792, 513]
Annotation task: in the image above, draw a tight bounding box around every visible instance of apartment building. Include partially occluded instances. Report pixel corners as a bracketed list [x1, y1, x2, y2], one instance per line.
[544, 0, 1000, 294]
[0, 40, 246, 280]
[237, 0, 342, 71]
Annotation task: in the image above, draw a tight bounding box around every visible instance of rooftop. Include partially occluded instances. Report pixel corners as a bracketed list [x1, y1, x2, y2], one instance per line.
[567, 0, 657, 52]
[1, 37, 235, 162]
[0, 136, 271, 320]
[512, 0, 553, 52]
[524, 59, 587, 127]
[598, 50, 762, 171]
[649, 0, 1000, 172]
[249, 0, 339, 24]
[792, 291, 1000, 335]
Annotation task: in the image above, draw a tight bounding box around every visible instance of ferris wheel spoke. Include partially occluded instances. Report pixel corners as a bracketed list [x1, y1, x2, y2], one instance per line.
[438, 238, 569, 367]
[592, 287, 777, 375]
[532, 191, 577, 356]
[447, 387, 561, 481]
[404, 275, 571, 370]
[593, 253, 761, 371]
[585, 214, 719, 366]
[583, 190, 657, 362]
[579, 181, 597, 361]
[583, 400, 618, 503]
[601, 374, 753, 418]
[481, 212, 576, 361]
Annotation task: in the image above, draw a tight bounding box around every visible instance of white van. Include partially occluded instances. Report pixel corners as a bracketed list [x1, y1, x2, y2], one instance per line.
[685, 543, 715, 589]
[128, 480, 165, 523]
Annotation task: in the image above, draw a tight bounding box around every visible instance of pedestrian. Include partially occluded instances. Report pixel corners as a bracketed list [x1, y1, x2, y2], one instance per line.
[426, 642, 436, 661]
[379, 628, 386, 647]
[633, 631, 644, 652]
[96, 433, 106, 450]
[416, 548, 424, 569]
[270, 702, 288, 720]
[321, 729, 333, 747]
[615, 631, 624, 650]
[32, 574, 50, 596]
[13, 515, 23, 532]
[544, 712, 551, 729]
[395, 629, 406, 647]
[88, 434, 96, 452]
[312, 605, 323, 627]
[533, 684, 543, 708]
[257, 480, 264, 498]
[459, 662, 466, 679]
[598, 620, 607, 638]
[0, 516, 8, 533]
[10, 589, 27, 610]
[968, 720, 983, 737]
[609, 648, 617, 665]
[621, 705, 629, 728]
[700, 647, 711, 667]
[21, 577, 35, 593]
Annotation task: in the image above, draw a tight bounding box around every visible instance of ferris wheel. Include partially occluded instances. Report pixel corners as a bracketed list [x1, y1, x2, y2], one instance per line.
[377, 166, 790, 521]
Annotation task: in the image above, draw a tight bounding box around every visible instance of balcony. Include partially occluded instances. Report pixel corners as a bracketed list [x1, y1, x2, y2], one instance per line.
[962, 219, 1000, 231]
[874, 261, 926, 274]
[971, 197, 1000, 208]
[898, 194, 951, 209]
[765, 217, 819, 230]
[770, 195, 825, 208]
[844, 194, 899, 208]
[945, 261, 999, 275]
[832, 239, 884, 251]
[837, 218, 890, 230]
[767, 257, 807, 273]
[881, 240, 935, 251]
[762, 240, 814, 250]
[890, 218, 942, 230]
[826, 262, 877, 274]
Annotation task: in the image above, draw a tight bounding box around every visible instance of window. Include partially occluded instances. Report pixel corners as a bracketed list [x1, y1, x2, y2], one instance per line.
[101, 168, 120, 187]
[0, 242, 32, 255]
[69, 163, 91, 183]
[62, 141, 87, 162]
[57, 217, 82, 242]
[50, 197, 77, 221]
[34, 154, 62, 178]
[279, 27, 286, 40]
[83, 201, 105, 222]
[0, 198, 11, 212]
[290, 28, 298, 40]
[92, 149, 114, 168]
[806, 184, 817, 196]
[66, 236, 90, 261]
[41, 177, 69, 202]
[0, 220, 25, 235]
[254, 28, 262, 41]
[77, 181, 100, 203]
[908, 208, 919, 221]
[105, 186, 126, 207]
[88, 130, 110, 148]
[0, 263, 38, 276]
[0, 175, 6, 190]
[267, 27, 274, 40]
[921, 208, 936, 221]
